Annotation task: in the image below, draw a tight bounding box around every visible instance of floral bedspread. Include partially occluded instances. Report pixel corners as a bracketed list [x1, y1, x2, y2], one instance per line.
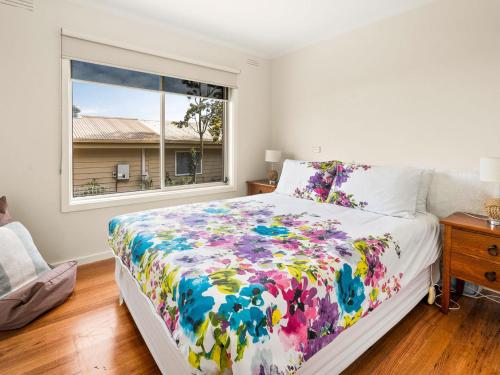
[108, 196, 404, 374]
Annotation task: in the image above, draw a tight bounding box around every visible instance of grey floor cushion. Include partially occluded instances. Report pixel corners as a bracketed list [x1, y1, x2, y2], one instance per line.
[0, 226, 39, 298]
[0, 261, 77, 330]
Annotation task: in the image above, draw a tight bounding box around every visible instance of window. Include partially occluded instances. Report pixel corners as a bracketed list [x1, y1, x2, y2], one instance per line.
[71, 78, 161, 197]
[175, 151, 202, 176]
[66, 60, 230, 205]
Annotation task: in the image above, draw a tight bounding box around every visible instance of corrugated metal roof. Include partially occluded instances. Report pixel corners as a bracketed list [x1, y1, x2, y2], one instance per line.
[73, 116, 217, 144]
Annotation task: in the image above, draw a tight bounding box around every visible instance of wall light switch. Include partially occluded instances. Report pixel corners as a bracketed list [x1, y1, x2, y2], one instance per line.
[312, 146, 321, 153]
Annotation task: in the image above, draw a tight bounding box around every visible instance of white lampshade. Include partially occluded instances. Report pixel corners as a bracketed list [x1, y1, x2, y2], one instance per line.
[265, 150, 282, 163]
[480, 157, 500, 182]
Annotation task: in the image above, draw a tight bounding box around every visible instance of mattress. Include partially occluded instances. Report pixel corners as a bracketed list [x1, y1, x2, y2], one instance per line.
[109, 193, 440, 374]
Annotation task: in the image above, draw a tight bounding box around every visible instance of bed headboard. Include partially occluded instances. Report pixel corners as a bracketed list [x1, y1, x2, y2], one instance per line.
[427, 170, 495, 219]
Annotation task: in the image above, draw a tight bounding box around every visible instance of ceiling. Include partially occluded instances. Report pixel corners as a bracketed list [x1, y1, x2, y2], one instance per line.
[70, 0, 434, 58]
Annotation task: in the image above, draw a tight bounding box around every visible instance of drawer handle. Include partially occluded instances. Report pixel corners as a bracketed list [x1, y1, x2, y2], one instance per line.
[488, 245, 498, 256]
[484, 272, 496, 282]
[258, 189, 263, 194]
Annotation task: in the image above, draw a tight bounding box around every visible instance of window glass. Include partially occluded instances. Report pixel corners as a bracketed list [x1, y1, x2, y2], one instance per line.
[71, 60, 161, 91]
[69, 60, 228, 199]
[175, 151, 202, 176]
[71, 81, 161, 197]
[163, 77, 227, 100]
[165, 93, 224, 186]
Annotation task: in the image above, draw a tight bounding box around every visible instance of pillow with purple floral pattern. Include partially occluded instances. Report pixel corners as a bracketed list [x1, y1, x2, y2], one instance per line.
[275, 159, 339, 202]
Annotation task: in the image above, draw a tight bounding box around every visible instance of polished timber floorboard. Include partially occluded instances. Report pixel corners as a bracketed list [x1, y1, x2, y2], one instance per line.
[1, 259, 498, 374]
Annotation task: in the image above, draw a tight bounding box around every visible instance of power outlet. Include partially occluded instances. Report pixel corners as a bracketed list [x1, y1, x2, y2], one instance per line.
[312, 146, 321, 153]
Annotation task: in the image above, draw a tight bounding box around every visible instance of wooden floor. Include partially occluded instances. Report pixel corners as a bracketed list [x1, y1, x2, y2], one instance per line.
[1, 259, 498, 375]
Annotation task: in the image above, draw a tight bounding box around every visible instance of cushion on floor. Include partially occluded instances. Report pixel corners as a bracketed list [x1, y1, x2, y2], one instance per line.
[4, 222, 50, 275]
[0, 226, 39, 298]
[0, 261, 77, 330]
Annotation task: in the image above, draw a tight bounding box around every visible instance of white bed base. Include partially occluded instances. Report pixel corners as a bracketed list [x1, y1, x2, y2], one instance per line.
[115, 256, 437, 375]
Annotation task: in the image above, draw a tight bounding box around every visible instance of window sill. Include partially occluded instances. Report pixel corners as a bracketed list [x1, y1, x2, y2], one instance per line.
[61, 182, 236, 212]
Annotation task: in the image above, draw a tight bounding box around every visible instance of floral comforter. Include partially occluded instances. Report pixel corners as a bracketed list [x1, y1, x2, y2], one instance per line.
[108, 194, 438, 374]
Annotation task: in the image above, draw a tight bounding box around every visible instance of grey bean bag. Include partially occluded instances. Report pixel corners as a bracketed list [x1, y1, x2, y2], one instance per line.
[0, 260, 77, 330]
[0, 196, 77, 330]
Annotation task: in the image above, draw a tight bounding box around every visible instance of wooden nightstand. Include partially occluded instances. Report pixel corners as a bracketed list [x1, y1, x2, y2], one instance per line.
[440, 212, 499, 313]
[247, 180, 277, 196]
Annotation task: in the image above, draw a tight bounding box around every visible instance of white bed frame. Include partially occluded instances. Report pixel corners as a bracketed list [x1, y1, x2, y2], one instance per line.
[115, 256, 438, 375]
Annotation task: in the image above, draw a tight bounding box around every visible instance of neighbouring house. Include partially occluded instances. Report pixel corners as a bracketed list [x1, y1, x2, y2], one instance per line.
[72, 116, 223, 197]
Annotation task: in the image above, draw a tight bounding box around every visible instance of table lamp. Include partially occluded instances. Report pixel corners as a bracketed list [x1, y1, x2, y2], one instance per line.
[480, 157, 500, 226]
[265, 150, 282, 185]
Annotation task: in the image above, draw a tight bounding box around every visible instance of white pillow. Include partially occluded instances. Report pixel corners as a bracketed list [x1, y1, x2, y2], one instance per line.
[276, 159, 338, 202]
[416, 169, 434, 213]
[0, 226, 39, 298]
[327, 162, 423, 218]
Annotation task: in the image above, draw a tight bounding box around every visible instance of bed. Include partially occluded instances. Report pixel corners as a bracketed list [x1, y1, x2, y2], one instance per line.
[109, 189, 440, 374]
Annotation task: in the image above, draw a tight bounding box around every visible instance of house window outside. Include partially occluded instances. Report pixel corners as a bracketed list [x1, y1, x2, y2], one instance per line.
[69, 60, 229, 199]
[175, 151, 202, 176]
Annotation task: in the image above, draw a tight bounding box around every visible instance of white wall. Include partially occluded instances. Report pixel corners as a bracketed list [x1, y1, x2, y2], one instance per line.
[271, 0, 500, 172]
[0, 0, 271, 263]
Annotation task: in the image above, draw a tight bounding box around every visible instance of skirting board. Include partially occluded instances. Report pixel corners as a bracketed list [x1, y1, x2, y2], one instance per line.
[50, 249, 113, 267]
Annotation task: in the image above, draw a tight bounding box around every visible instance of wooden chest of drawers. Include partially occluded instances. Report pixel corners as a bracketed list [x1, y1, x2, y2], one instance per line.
[440, 212, 499, 313]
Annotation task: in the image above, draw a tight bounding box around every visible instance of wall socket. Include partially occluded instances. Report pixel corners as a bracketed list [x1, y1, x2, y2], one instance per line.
[312, 146, 321, 153]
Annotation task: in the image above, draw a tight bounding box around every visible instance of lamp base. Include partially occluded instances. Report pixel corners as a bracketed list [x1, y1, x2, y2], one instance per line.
[487, 218, 500, 227]
[267, 169, 278, 185]
[484, 198, 500, 228]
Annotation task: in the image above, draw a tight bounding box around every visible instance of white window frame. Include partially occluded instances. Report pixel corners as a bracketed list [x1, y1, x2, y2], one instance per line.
[60, 58, 237, 212]
[174, 150, 203, 176]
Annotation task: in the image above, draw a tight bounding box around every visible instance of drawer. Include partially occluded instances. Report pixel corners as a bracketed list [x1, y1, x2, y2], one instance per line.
[248, 184, 275, 195]
[451, 253, 500, 292]
[451, 228, 499, 264]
